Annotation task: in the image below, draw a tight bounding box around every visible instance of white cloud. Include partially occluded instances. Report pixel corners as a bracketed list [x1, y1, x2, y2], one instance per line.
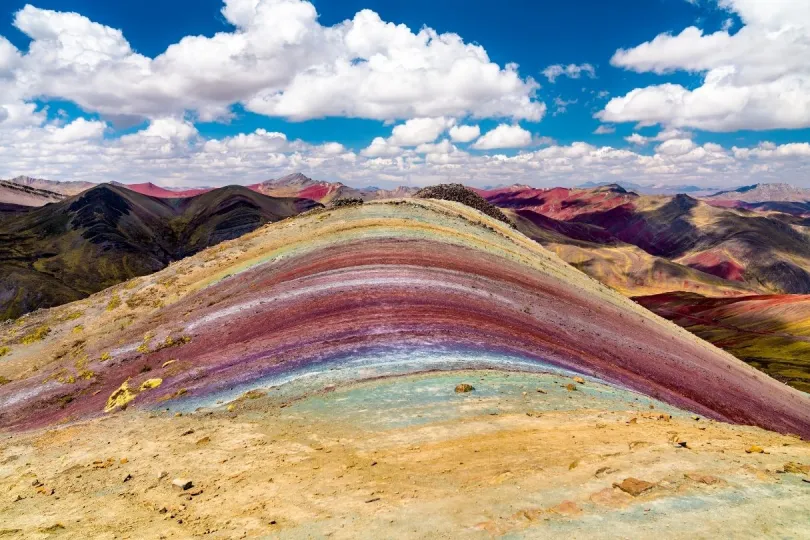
[655, 138, 697, 156]
[46, 118, 106, 143]
[625, 127, 692, 146]
[598, 0, 810, 131]
[593, 125, 615, 135]
[388, 117, 454, 146]
[361, 136, 402, 158]
[472, 124, 533, 150]
[625, 133, 648, 145]
[0, 114, 808, 189]
[733, 141, 810, 159]
[320, 142, 346, 155]
[137, 117, 198, 142]
[542, 63, 596, 83]
[448, 124, 480, 143]
[360, 116, 455, 157]
[0, 2, 544, 124]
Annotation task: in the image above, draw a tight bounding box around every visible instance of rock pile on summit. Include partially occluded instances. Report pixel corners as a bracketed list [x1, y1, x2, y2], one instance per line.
[415, 184, 513, 226]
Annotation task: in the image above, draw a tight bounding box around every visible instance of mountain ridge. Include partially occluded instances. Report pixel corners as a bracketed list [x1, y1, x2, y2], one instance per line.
[0, 184, 320, 319]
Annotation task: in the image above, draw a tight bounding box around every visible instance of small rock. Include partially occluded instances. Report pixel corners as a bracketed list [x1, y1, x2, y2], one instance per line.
[180, 429, 195, 436]
[158, 471, 168, 480]
[573, 377, 585, 384]
[512, 508, 544, 522]
[685, 473, 721, 485]
[784, 462, 810, 475]
[536, 389, 547, 394]
[120, 458, 128, 464]
[455, 383, 475, 393]
[123, 474, 132, 483]
[594, 466, 615, 478]
[590, 487, 633, 508]
[675, 440, 689, 449]
[195, 436, 211, 446]
[746, 445, 765, 454]
[172, 478, 193, 491]
[549, 500, 581, 516]
[565, 383, 577, 392]
[613, 477, 656, 497]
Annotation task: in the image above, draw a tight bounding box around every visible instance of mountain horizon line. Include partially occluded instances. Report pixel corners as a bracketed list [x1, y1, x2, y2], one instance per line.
[4, 172, 807, 199]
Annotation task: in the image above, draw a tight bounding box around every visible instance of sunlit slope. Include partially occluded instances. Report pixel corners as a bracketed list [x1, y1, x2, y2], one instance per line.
[482, 185, 810, 295]
[510, 209, 757, 297]
[637, 292, 810, 392]
[1, 199, 808, 437]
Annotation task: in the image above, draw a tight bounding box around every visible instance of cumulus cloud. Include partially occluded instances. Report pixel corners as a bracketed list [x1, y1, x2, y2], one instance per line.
[598, 0, 810, 131]
[624, 127, 692, 145]
[360, 116, 457, 157]
[542, 63, 596, 83]
[625, 133, 648, 145]
[0, 113, 808, 189]
[0, 2, 544, 124]
[655, 138, 697, 156]
[448, 124, 480, 143]
[361, 136, 402, 158]
[472, 124, 533, 150]
[733, 141, 810, 159]
[46, 118, 106, 143]
[388, 117, 454, 146]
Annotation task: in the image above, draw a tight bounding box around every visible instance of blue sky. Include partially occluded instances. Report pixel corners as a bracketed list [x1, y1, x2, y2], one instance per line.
[0, 0, 808, 187]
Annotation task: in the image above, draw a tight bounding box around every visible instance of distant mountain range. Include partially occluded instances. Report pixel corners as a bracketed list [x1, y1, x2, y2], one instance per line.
[5, 175, 96, 196]
[0, 180, 65, 209]
[6, 174, 810, 207]
[577, 181, 716, 196]
[477, 184, 810, 297]
[705, 183, 810, 203]
[0, 173, 419, 207]
[0, 184, 319, 319]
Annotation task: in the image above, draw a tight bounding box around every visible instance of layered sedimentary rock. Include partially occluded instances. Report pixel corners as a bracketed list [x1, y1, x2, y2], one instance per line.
[1, 199, 808, 438]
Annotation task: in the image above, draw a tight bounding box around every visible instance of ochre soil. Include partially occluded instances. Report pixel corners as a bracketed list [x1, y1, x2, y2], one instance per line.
[1, 371, 809, 539]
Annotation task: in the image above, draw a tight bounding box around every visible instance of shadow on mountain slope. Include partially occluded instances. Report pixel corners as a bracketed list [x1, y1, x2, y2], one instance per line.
[0, 184, 321, 320]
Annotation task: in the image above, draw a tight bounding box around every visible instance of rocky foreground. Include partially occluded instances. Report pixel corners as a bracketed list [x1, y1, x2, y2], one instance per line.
[1, 370, 809, 539]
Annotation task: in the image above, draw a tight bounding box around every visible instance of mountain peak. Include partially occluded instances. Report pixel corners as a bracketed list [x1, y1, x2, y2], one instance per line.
[708, 182, 810, 202]
[591, 183, 628, 194]
[265, 172, 315, 186]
